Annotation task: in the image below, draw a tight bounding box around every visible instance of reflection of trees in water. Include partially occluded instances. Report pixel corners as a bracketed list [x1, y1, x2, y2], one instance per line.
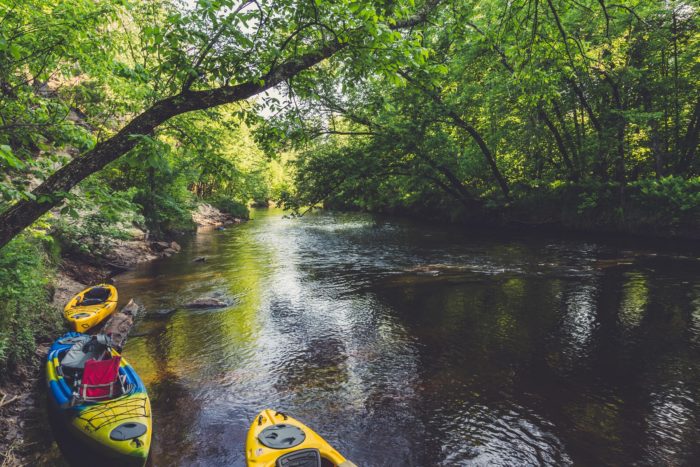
[618, 272, 649, 330]
[274, 336, 349, 393]
[139, 318, 201, 465]
[275, 257, 700, 466]
[147, 371, 202, 465]
[389, 277, 572, 465]
[554, 278, 601, 371]
[624, 277, 700, 465]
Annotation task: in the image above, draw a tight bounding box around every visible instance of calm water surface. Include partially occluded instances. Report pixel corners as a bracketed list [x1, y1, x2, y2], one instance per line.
[112, 209, 700, 466]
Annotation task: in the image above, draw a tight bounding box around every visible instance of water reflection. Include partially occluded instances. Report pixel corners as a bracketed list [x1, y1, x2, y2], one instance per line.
[77, 209, 700, 466]
[619, 272, 649, 331]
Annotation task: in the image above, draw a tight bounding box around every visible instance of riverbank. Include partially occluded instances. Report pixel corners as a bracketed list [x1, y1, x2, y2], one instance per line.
[0, 203, 243, 466]
[327, 179, 700, 241]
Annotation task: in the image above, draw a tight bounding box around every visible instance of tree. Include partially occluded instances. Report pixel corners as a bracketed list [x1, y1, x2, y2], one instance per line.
[0, 0, 438, 250]
[265, 0, 698, 227]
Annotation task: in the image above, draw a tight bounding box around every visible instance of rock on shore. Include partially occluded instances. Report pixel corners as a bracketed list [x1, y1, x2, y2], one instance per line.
[192, 203, 243, 228]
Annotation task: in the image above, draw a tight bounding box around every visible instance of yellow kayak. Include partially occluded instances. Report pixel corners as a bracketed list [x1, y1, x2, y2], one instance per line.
[47, 333, 152, 465]
[246, 409, 357, 467]
[64, 284, 118, 332]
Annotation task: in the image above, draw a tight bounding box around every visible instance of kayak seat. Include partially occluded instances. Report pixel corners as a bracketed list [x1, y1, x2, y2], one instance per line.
[80, 356, 121, 401]
[76, 287, 111, 306]
[275, 448, 321, 467]
[60, 335, 112, 379]
[84, 287, 111, 301]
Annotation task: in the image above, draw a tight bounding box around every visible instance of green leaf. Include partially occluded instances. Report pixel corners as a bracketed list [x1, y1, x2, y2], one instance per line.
[0, 145, 25, 170]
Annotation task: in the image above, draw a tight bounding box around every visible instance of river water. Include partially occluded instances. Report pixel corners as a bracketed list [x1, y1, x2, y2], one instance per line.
[112, 208, 700, 466]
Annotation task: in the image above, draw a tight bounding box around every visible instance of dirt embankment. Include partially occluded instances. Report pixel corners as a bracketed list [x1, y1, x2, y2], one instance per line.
[0, 203, 243, 465]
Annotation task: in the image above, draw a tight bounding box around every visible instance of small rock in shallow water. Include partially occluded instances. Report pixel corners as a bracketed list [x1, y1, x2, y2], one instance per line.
[184, 298, 228, 309]
[161, 248, 177, 257]
[193, 256, 207, 262]
[152, 308, 176, 318]
[152, 241, 171, 252]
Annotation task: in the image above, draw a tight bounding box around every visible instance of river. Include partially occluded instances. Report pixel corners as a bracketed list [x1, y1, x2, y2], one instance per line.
[110, 208, 700, 466]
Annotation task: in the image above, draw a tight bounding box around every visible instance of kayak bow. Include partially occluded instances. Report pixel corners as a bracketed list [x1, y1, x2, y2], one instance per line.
[246, 409, 357, 467]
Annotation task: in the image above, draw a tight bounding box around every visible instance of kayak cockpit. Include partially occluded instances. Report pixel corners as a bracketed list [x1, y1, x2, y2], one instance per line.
[246, 409, 357, 467]
[55, 334, 130, 404]
[274, 449, 334, 467]
[76, 286, 113, 306]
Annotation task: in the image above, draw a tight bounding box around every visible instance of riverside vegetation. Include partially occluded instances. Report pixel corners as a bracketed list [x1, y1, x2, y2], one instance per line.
[0, 0, 698, 461]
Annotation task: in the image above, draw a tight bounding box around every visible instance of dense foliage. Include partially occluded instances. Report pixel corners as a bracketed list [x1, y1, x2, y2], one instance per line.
[0, 233, 60, 373]
[273, 0, 699, 234]
[0, 1, 296, 242]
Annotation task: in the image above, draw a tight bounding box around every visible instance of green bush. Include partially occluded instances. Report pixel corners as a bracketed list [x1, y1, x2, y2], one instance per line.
[53, 185, 145, 257]
[507, 178, 700, 237]
[0, 234, 61, 376]
[210, 197, 250, 219]
[136, 189, 197, 237]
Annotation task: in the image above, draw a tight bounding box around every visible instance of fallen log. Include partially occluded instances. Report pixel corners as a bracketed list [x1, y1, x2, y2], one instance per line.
[98, 299, 142, 348]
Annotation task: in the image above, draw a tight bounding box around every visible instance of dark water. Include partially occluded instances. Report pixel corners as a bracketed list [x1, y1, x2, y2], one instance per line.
[111, 209, 700, 466]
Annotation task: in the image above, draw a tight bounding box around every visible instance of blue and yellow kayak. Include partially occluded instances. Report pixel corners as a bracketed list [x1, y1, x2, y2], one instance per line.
[46, 332, 151, 465]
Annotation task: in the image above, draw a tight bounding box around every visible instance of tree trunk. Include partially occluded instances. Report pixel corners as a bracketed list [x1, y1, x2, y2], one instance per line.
[537, 105, 576, 180]
[447, 112, 510, 199]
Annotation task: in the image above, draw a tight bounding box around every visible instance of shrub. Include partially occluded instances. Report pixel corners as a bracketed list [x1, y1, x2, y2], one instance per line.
[53, 186, 145, 257]
[0, 234, 61, 376]
[210, 197, 250, 219]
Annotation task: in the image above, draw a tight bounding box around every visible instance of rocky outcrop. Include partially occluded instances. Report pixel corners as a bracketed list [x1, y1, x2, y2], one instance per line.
[151, 241, 171, 252]
[150, 240, 181, 258]
[106, 239, 160, 268]
[192, 203, 242, 228]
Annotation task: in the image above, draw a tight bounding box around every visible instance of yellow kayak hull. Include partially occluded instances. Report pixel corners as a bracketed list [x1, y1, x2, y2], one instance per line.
[246, 409, 356, 467]
[63, 284, 118, 332]
[47, 336, 152, 465]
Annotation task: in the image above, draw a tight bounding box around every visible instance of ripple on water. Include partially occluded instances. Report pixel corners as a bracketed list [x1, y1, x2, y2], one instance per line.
[103, 209, 700, 466]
